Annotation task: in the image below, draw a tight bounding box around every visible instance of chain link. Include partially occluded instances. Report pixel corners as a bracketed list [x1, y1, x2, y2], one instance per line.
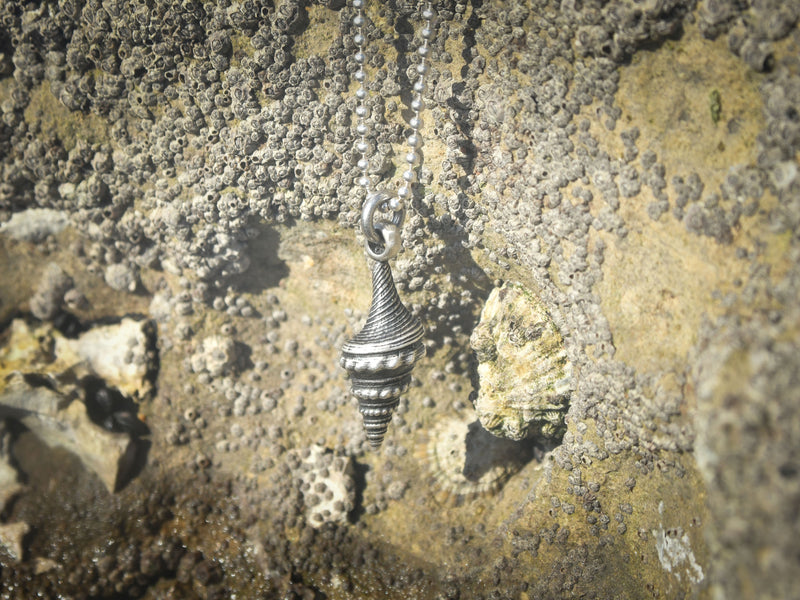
[352, 0, 436, 261]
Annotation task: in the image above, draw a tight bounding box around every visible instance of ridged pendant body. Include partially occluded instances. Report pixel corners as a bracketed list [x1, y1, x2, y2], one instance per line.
[341, 261, 424, 448]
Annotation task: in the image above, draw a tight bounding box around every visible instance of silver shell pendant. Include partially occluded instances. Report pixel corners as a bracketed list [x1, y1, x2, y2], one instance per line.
[340, 260, 425, 448]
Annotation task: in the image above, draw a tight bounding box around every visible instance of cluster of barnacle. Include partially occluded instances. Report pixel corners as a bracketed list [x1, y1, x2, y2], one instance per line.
[113, 0, 797, 516]
[699, 0, 799, 72]
[167, 291, 355, 439]
[571, 0, 694, 63]
[0, 0, 795, 556]
[680, 163, 766, 243]
[450, 0, 740, 486]
[534, 470, 635, 539]
[758, 57, 800, 232]
[0, 0, 501, 358]
[0, 3, 319, 281]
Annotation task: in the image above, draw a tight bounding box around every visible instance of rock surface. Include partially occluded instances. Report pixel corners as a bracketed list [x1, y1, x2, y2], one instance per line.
[0, 373, 136, 493]
[60, 317, 157, 399]
[0, 317, 154, 492]
[0, 0, 797, 598]
[0, 423, 27, 562]
[0, 521, 29, 563]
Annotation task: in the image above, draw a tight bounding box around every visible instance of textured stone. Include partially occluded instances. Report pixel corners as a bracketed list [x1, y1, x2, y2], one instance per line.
[0, 521, 29, 562]
[59, 318, 157, 399]
[0, 374, 135, 493]
[0, 0, 797, 596]
[0, 423, 23, 514]
[0, 209, 68, 242]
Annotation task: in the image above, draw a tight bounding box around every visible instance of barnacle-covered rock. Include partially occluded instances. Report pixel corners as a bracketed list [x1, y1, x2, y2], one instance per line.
[470, 282, 572, 442]
[572, 0, 693, 62]
[189, 335, 237, 378]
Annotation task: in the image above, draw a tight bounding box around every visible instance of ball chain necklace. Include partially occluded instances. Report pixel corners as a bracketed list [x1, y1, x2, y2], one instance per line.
[339, 0, 436, 449]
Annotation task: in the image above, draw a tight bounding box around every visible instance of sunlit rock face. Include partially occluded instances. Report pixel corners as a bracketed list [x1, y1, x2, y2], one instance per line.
[0, 0, 798, 597]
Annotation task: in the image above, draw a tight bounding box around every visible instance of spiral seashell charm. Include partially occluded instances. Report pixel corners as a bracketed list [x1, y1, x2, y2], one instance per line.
[341, 260, 425, 448]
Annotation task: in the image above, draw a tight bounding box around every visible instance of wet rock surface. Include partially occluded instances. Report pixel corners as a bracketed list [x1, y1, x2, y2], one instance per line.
[0, 0, 798, 598]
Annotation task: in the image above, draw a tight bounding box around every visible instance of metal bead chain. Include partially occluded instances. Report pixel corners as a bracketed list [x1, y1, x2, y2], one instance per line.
[352, 0, 370, 191]
[352, 0, 436, 214]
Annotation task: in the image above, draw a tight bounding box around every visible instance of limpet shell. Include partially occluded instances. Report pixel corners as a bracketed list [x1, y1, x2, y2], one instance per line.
[417, 416, 531, 504]
[470, 282, 572, 441]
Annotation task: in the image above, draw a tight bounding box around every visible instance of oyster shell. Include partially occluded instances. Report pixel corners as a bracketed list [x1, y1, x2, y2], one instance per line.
[470, 282, 572, 441]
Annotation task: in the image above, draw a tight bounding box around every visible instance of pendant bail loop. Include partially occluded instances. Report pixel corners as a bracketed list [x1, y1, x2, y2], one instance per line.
[361, 191, 405, 262]
[366, 223, 401, 262]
